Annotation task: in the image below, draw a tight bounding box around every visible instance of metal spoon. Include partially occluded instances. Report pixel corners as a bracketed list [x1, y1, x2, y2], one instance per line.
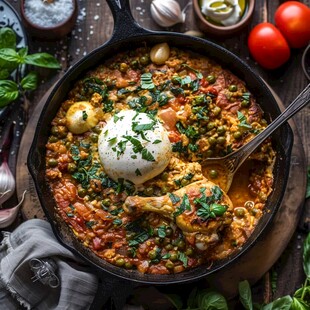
[202, 83, 310, 192]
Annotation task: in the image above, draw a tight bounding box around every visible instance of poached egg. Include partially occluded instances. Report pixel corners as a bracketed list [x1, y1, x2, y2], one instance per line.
[98, 110, 172, 185]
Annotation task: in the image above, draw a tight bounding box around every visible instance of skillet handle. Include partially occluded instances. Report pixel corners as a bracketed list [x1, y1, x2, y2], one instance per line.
[106, 0, 151, 43]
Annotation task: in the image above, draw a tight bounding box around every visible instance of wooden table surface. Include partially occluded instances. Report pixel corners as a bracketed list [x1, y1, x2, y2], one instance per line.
[4, 0, 310, 308]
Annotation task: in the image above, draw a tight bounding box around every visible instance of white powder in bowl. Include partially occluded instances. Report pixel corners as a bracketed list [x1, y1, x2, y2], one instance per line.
[24, 0, 74, 28]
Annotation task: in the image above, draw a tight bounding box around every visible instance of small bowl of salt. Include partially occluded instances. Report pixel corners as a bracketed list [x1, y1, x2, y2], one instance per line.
[20, 0, 78, 40]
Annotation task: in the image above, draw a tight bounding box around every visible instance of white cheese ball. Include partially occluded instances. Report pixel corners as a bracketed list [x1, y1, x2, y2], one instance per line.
[66, 101, 100, 134]
[98, 110, 172, 185]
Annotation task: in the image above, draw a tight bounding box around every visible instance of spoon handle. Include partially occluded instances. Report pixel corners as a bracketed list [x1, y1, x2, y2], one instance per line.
[234, 83, 310, 171]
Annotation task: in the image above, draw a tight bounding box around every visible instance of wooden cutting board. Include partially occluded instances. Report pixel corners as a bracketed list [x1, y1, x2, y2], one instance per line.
[16, 88, 307, 297]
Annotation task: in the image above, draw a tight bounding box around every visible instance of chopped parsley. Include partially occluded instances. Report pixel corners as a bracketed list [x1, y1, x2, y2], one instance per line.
[169, 192, 181, 204]
[135, 168, 142, 176]
[178, 252, 188, 267]
[237, 111, 252, 129]
[157, 225, 166, 238]
[174, 194, 191, 217]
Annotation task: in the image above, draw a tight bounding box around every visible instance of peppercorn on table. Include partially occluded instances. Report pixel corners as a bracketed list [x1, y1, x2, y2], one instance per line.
[4, 0, 310, 308]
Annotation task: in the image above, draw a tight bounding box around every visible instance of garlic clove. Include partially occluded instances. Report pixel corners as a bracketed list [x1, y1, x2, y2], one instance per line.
[150, 43, 170, 65]
[0, 190, 26, 228]
[0, 160, 16, 206]
[150, 0, 185, 27]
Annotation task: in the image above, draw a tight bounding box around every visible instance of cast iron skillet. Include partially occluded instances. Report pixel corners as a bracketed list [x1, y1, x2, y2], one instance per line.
[28, 0, 293, 284]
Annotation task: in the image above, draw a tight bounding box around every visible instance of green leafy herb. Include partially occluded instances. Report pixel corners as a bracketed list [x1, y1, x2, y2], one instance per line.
[169, 192, 181, 204]
[153, 139, 161, 144]
[239, 280, 253, 310]
[132, 120, 156, 132]
[174, 194, 191, 217]
[178, 252, 188, 267]
[157, 225, 166, 238]
[85, 221, 96, 228]
[135, 168, 142, 176]
[113, 218, 122, 226]
[141, 72, 155, 90]
[237, 111, 252, 129]
[141, 148, 155, 162]
[82, 110, 88, 120]
[181, 64, 203, 79]
[128, 231, 149, 247]
[0, 28, 60, 107]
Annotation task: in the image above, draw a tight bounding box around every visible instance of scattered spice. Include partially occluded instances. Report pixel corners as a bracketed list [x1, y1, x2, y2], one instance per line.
[24, 0, 74, 28]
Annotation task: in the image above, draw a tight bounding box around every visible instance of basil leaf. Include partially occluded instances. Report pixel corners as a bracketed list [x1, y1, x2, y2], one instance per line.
[291, 297, 308, 310]
[25, 53, 61, 69]
[0, 80, 19, 107]
[178, 252, 188, 267]
[0, 27, 16, 49]
[187, 287, 199, 308]
[198, 290, 228, 310]
[262, 295, 292, 310]
[18, 47, 28, 59]
[303, 232, 310, 278]
[210, 203, 227, 216]
[239, 280, 253, 310]
[0, 48, 22, 63]
[164, 294, 183, 310]
[21, 72, 38, 90]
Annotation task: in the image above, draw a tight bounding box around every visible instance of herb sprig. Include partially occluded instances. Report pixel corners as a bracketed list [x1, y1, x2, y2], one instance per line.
[0, 27, 60, 108]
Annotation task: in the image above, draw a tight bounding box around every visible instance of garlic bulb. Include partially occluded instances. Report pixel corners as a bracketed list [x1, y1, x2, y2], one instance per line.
[0, 159, 15, 206]
[150, 0, 186, 27]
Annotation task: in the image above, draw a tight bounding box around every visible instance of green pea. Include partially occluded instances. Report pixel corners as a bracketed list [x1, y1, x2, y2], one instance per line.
[161, 172, 169, 181]
[102, 198, 111, 207]
[125, 262, 133, 269]
[199, 127, 207, 134]
[148, 250, 157, 260]
[217, 136, 226, 145]
[48, 136, 58, 143]
[233, 131, 242, 139]
[170, 252, 178, 262]
[208, 136, 217, 145]
[165, 261, 174, 269]
[229, 85, 237, 92]
[78, 188, 87, 197]
[234, 207, 246, 218]
[165, 227, 173, 237]
[140, 55, 150, 65]
[67, 162, 77, 173]
[217, 126, 226, 135]
[185, 247, 193, 256]
[205, 149, 213, 157]
[194, 95, 205, 105]
[144, 187, 154, 196]
[165, 244, 173, 250]
[90, 133, 98, 143]
[209, 169, 218, 179]
[92, 126, 101, 134]
[161, 186, 169, 194]
[47, 158, 58, 167]
[259, 192, 267, 201]
[213, 106, 221, 116]
[119, 63, 128, 72]
[131, 60, 139, 69]
[155, 237, 162, 245]
[207, 75, 216, 84]
[241, 100, 250, 108]
[115, 258, 125, 266]
[51, 126, 59, 136]
[177, 240, 185, 250]
[207, 122, 215, 131]
[251, 208, 259, 216]
[171, 75, 180, 84]
[181, 178, 189, 187]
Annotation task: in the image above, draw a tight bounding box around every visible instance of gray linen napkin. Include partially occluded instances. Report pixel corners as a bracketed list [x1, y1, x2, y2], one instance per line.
[0, 219, 98, 310]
